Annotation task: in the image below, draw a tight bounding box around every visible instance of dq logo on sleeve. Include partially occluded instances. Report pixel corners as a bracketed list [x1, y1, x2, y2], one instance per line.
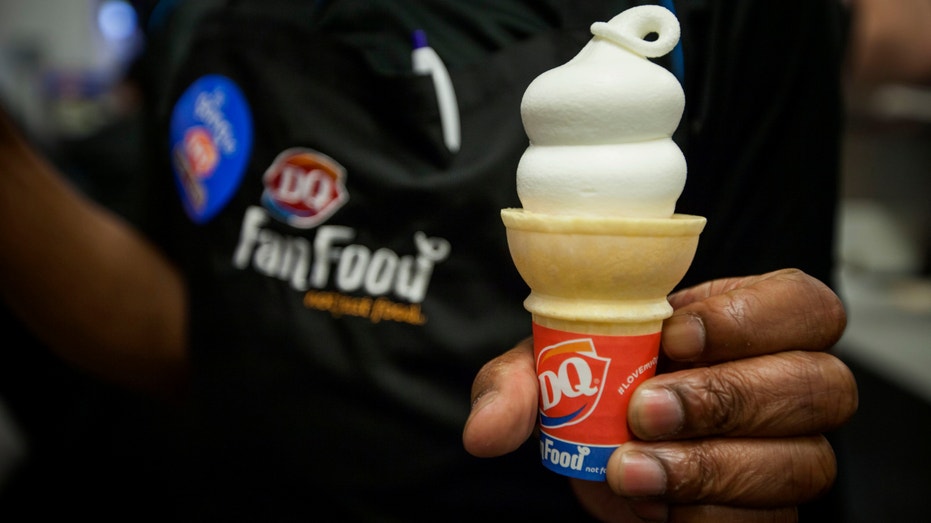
[537, 339, 609, 429]
[170, 75, 253, 223]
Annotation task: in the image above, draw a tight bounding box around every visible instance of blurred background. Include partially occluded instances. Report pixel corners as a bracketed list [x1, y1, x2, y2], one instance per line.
[0, 0, 928, 520]
[0, 0, 144, 139]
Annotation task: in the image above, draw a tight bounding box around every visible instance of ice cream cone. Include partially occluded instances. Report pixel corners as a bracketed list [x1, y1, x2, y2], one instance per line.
[501, 3, 705, 482]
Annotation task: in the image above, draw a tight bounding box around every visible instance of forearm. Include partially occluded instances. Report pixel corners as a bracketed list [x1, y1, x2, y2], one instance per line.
[0, 110, 189, 397]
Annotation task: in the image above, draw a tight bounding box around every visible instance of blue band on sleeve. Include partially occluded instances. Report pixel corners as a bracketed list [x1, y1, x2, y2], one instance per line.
[658, 0, 685, 85]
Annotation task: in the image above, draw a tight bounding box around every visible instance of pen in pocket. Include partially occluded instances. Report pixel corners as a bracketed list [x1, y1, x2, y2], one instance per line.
[411, 29, 461, 154]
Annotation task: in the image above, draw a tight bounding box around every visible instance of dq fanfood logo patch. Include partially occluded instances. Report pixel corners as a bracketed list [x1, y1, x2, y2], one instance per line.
[261, 148, 349, 229]
[170, 75, 253, 223]
[537, 338, 609, 429]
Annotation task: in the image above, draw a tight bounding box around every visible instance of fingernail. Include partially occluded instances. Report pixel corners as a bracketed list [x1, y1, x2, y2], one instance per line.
[617, 451, 667, 497]
[662, 313, 705, 360]
[630, 387, 684, 438]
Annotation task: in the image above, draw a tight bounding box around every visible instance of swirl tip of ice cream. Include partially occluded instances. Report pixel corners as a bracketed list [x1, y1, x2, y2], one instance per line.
[516, 5, 687, 218]
[589, 5, 681, 59]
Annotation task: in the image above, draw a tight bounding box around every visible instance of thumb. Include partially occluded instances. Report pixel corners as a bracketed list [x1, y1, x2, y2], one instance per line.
[463, 338, 538, 457]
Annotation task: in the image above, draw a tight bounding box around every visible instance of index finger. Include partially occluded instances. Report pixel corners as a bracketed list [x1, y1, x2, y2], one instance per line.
[661, 269, 847, 363]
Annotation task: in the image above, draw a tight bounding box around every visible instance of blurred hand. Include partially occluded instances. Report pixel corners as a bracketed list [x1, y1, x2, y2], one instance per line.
[463, 269, 857, 522]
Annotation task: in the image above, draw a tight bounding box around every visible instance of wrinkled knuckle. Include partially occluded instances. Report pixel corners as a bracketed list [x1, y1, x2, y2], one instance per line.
[695, 447, 722, 501]
[715, 290, 769, 353]
[667, 444, 719, 501]
[721, 291, 755, 332]
[697, 367, 750, 434]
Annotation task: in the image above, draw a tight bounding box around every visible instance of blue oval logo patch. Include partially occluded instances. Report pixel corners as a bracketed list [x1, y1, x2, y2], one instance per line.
[170, 75, 253, 223]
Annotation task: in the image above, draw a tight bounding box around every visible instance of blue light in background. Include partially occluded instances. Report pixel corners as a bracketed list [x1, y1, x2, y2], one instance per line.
[97, 0, 138, 41]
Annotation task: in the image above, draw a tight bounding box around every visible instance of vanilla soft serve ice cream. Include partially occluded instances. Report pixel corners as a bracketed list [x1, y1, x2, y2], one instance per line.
[501, 5, 706, 482]
[516, 5, 685, 218]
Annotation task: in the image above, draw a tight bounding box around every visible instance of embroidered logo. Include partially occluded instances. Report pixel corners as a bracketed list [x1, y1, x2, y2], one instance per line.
[260, 148, 349, 229]
[169, 75, 252, 223]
